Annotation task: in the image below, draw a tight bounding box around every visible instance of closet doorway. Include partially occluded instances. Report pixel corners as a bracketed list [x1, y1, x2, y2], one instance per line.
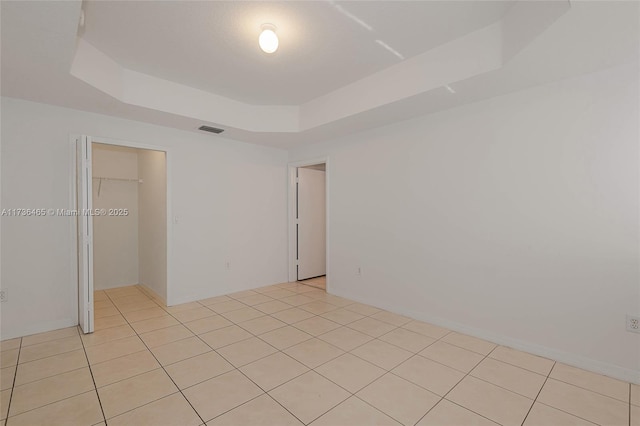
[74, 135, 170, 333]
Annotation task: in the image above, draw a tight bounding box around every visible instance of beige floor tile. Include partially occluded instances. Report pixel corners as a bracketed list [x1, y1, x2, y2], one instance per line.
[15, 349, 87, 386]
[199, 325, 253, 349]
[116, 299, 159, 313]
[0, 338, 21, 352]
[18, 335, 82, 363]
[253, 300, 292, 314]
[446, 376, 534, 426]
[108, 392, 201, 426]
[293, 317, 341, 336]
[379, 328, 436, 353]
[523, 402, 596, 426]
[139, 324, 194, 348]
[0, 350, 18, 369]
[85, 336, 146, 364]
[21, 327, 79, 347]
[221, 307, 265, 323]
[207, 393, 302, 426]
[94, 299, 114, 309]
[151, 336, 211, 366]
[471, 358, 546, 399]
[489, 346, 554, 376]
[537, 378, 628, 426]
[0, 389, 9, 420]
[262, 289, 296, 299]
[281, 294, 316, 306]
[271, 308, 316, 324]
[183, 370, 263, 422]
[0, 367, 15, 391]
[95, 306, 122, 318]
[344, 303, 382, 316]
[316, 353, 386, 393]
[130, 315, 180, 334]
[352, 340, 412, 370]
[357, 373, 440, 426]
[9, 367, 94, 416]
[318, 326, 373, 351]
[238, 315, 286, 335]
[417, 399, 499, 426]
[312, 396, 401, 426]
[122, 306, 169, 323]
[7, 390, 103, 426]
[94, 290, 108, 301]
[184, 315, 233, 335]
[260, 326, 313, 350]
[370, 311, 412, 327]
[236, 294, 275, 306]
[284, 338, 344, 369]
[164, 301, 205, 314]
[217, 337, 277, 367]
[208, 300, 248, 314]
[228, 290, 260, 299]
[165, 351, 233, 389]
[95, 314, 128, 330]
[550, 363, 630, 402]
[106, 286, 144, 297]
[633, 383, 640, 406]
[318, 295, 354, 308]
[98, 368, 177, 419]
[420, 341, 484, 373]
[172, 306, 216, 323]
[199, 295, 232, 306]
[321, 308, 365, 325]
[348, 317, 397, 338]
[632, 404, 640, 426]
[81, 324, 136, 347]
[92, 350, 160, 387]
[240, 352, 309, 391]
[393, 355, 464, 396]
[402, 321, 450, 339]
[299, 301, 340, 315]
[269, 371, 350, 424]
[441, 332, 496, 356]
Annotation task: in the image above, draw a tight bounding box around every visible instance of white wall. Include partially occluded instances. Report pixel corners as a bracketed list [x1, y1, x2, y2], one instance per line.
[138, 149, 167, 302]
[92, 145, 140, 290]
[290, 64, 640, 383]
[0, 97, 288, 339]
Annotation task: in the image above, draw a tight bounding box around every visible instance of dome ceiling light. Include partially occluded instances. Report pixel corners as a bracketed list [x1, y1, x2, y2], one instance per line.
[259, 24, 279, 54]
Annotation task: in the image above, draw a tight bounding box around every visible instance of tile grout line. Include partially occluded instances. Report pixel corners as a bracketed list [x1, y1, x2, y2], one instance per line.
[3, 337, 22, 426]
[77, 325, 108, 425]
[519, 359, 556, 426]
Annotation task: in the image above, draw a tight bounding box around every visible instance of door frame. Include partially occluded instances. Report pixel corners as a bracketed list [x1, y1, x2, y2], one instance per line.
[70, 135, 173, 325]
[287, 157, 329, 291]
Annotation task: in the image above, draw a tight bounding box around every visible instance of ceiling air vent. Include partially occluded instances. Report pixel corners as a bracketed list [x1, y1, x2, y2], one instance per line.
[198, 125, 224, 134]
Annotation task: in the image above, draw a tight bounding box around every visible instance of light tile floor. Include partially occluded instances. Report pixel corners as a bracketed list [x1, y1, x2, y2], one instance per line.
[298, 276, 326, 291]
[0, 282, 638, 426]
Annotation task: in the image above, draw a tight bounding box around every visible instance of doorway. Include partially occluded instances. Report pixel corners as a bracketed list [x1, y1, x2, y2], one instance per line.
[74, 135, 170, 334]
[288, 159, 328, 292]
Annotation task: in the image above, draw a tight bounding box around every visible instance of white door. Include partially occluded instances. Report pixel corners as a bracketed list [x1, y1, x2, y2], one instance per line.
[297, 167, 326, 280]
[77, 136, 94, 333]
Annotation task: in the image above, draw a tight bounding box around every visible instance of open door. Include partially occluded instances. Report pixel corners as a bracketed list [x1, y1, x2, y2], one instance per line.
[77, 135, 94, 333]
[297, 167, 326, 280]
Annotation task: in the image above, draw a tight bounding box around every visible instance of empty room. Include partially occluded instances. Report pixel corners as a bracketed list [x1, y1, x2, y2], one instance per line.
[0, 1, 638, 425]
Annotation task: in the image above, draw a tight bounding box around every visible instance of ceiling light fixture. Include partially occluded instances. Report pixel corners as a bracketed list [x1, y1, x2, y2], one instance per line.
[259, 24, 279, 54]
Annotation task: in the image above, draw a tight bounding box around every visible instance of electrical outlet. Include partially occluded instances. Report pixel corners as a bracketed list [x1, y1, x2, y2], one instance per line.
[0, 289, 7, 303]
[356, 267, 362, 276]
[626, 315, 640, 333]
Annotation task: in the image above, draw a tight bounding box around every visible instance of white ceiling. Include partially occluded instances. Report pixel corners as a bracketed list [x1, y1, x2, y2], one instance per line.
[81, 1, 513, 105]
[1, 1, 638, 149]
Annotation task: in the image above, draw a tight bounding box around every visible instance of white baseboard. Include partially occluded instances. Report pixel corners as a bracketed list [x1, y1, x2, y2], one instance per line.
[0, 318, 78, 341]
[332, 290, 640, 385]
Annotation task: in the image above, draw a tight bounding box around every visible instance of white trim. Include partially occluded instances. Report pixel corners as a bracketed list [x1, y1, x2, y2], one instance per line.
[69, 135, 79, 325]
[287, 157, 330, 292]
[70, 135, 174, 311]
[333, 289, 640, 385]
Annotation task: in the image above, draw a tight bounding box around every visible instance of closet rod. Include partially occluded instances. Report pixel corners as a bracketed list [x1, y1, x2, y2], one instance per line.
[92, 177, 143, 183]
